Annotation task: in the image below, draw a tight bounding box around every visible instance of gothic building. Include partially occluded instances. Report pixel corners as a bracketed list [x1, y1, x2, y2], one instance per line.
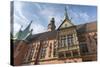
[11, 8, 97, 66]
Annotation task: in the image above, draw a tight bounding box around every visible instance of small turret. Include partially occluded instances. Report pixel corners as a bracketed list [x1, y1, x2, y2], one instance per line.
[48, 17, 56, 31]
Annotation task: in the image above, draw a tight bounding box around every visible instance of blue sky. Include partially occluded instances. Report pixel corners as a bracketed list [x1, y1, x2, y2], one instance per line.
[13, 1, 97, 35]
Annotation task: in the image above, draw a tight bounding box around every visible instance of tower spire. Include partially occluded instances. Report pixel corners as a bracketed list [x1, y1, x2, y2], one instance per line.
[15, 25, 22, 40]
[21, 20, 33, 39]
[23, 20, 32, 33]
[64, 6, 69, 20]
[25, 20, 32, 30]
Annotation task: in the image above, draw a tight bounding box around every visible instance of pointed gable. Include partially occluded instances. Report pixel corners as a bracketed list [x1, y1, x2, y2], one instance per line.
[58, 7, 74, 30]
[58, 19, 74, 30]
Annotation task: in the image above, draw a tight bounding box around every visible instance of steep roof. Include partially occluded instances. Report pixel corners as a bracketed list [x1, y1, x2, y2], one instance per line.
[27, 30, 57, 42]
[58, 7, 74, 30]
[58, 19, 74, 30]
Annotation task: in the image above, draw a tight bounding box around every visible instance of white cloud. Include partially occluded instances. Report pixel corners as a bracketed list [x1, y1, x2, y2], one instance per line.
[69, 9, 91, 23]
[14, 1, 29, 25]
[13, 22, 21, 36]
[54, 15, 63, 29]
[40, 8, 55, 20]
[31, 22, 46, 34]
[14, 14, 25, 25]
[39, 5, 63, 28]
[70, 11, 79, 18]
[79, 12, 90, 21]
[14, 2, 47, 34]
[34, 3, 43, 10]
[14, 1, 32, 34]
[40, 9, 63, 29]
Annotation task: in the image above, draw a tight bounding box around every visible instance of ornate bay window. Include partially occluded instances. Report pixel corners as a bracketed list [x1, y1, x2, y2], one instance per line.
[59, 34, 75, 48]
[67, 34, 73, 47]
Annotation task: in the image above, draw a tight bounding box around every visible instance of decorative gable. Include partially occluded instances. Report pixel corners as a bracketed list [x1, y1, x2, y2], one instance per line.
[58, 19, 74, 29]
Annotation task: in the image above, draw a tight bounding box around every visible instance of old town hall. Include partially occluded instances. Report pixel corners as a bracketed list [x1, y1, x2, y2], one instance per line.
[11, 7, 97, 66]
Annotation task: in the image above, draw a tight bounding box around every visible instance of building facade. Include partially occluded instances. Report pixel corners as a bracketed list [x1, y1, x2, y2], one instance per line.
[77, 22, 97, 61]
[11, 8, 97, 66]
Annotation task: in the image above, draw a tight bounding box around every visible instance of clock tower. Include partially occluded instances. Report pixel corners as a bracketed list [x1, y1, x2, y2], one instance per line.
[48, 17, 56, 31]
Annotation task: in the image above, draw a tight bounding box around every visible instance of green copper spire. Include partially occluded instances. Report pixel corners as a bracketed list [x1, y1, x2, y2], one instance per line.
[23, 20, 32, 34]
[22, 20, 33, 40]
[15, 21, 33, 40]
[15, 25, 22, 40]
